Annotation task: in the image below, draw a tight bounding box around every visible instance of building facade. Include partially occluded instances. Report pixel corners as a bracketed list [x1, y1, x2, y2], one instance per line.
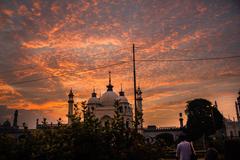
[222, 91, 240, 138]
[69, 72, 140, 128]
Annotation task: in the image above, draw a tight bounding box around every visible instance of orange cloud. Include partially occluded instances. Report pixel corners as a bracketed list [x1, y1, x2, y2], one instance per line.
[1, 9, 14, 17]
[31, 1, 41, 16]
[18, 4, 29, 16]
[0, 81, 22, 101]
[50, 3, 60, 14]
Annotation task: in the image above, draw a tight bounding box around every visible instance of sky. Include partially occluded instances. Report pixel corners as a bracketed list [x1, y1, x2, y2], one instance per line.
[0, 0, 240, 129]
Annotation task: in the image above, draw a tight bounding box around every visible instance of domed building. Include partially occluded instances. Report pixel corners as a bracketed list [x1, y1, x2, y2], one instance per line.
[86, 72, 134, 127]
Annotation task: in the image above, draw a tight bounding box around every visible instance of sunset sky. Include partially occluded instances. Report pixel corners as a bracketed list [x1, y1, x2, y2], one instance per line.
[0, 0, 240, 129]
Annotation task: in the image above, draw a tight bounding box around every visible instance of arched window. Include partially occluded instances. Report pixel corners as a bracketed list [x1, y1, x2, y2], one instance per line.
[101, 115, 112, 127]
[230, 131, 233, 138]
[126, 120, 129, 128]
[119, 106, 123, 113]
[105, 121, 109, 127]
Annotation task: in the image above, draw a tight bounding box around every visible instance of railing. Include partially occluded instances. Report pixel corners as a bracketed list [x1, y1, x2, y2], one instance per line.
[144, 127, 181, 132]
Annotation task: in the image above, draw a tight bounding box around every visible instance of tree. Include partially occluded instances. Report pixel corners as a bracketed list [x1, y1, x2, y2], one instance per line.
[0, 100, 164, 160]
[185, 98, 224, 140]
[155, 133, 174, 147]
[2, 120, 11, 128]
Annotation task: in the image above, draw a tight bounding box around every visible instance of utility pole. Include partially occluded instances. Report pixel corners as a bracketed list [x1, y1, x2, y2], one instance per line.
[132, 43, 137, 131]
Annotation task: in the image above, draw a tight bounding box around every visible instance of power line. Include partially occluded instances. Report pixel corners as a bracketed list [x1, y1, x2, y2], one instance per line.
[135, 55, 240, 62]
[0, 47, 130, 74]
[8, 61, 129, 85]
[10, 75, 58, 85]
[2, 55, 240, 85]
[0, 65, 37, 74]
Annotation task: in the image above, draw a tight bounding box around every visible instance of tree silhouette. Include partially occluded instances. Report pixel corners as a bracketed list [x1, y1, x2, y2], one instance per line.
[2, 120, 11, 128]
[185, 98, 224, 140]
[155, 133, 174, 147]
[0, 100, 165, 160]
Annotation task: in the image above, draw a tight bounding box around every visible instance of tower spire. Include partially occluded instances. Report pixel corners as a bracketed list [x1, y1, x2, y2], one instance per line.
[68, 88, 73, 97]
[13, 110, 18, 128]
[106, 71, 113, 91]
[236, 89, 240, 121]
[179, 112, 183, 128]
[92, 87, 97, 97]
[119, 83, 124, 96]
[68, 88, 74, 125]
[109, 71, 111, 85]
[214, 100, 218, 108]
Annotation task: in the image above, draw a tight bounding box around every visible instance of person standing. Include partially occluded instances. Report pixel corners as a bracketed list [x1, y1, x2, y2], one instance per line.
[205, 141, 218, 160]
[176, 135, 196, 160]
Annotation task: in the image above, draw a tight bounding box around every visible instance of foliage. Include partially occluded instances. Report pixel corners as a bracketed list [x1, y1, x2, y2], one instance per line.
[0, 101, 163, 160]
[185, 98, 224, 140]
[224, 139, 240, 160]
[155, 133, 174, 147]
[2, 120, 11, 127]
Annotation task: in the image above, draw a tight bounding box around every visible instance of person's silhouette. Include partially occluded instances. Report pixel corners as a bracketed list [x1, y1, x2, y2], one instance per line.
[176, 135, 196, 160]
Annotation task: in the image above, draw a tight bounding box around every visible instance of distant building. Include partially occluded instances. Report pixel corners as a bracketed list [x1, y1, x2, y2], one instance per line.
[222, 91, 240, 138]
[142, 113, 184, 142]
[0, 110, 25, 138]
[36, 117, 66, 129]
[223, 118, 240, 138]
[235, 91, 240, 121]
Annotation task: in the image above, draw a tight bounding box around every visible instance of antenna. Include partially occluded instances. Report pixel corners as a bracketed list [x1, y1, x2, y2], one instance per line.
[109, 71, 111, 85]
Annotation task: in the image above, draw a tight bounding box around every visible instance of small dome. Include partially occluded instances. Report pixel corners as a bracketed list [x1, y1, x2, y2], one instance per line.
[87, 97, 100, 105]
[118, 96, 128, 103]
[118, 89, 128, 103]
[100, 91, 118, 106]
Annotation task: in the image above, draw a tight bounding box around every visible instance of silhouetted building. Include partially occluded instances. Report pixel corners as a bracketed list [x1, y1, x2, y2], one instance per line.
[143, 113, 184, 142]
[136, 86, 143, 130]
[36, 117, 66, 129]
[143, 125, 183, 142]
[68, 88, 74, 125]
[235, 91, 240, 121]
[0, 110, 24, 138]
[222, 91, 240, 138]
[179, 112, 184, 128]
[13, 110, 18, 128]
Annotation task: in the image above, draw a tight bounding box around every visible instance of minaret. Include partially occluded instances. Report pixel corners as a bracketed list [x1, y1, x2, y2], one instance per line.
[136, 86, 143, 129]
[119, 84, 124, 96]
[13, 110, 18, 128]
[106, 71, 113, 91]
[68, 88, 74, 124]
[36, 119, 39, 128]
[179, 113, 183, 128]
[235, 90, 240, 121]
[90, 88, 97, 113]
[92, 88, 97, 97]
[214, 100, 218, 109]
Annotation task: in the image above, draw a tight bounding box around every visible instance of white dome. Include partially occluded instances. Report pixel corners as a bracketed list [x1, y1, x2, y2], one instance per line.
[118, 96, 128, 103]
[87, 97, 100, 105]
[100, 91, 118, 106]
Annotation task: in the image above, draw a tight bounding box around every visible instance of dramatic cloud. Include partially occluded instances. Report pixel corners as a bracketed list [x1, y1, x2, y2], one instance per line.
[0, 0, 240, 128]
